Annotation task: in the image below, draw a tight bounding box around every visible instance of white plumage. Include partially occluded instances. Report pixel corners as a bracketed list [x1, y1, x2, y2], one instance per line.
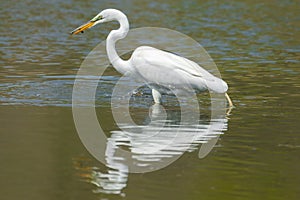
[71, 9, 233, 106]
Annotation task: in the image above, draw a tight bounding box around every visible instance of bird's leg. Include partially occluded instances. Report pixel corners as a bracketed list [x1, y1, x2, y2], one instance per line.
[225, 93, 233, 115]
[225, 93, 233, 107]
[152, 89, 162, 104]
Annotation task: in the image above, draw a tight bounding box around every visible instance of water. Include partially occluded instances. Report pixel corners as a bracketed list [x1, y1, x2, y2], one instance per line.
[1, 0, 300, 199]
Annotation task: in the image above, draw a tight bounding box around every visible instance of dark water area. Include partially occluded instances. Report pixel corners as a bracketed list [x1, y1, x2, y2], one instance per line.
[1, 0, 300, 200]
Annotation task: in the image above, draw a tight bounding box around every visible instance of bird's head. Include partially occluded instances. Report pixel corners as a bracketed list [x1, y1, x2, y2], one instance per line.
[70, 9, 126, 35]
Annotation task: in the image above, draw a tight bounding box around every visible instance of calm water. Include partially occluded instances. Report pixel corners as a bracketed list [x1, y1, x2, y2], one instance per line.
[1, 0, 300, 199]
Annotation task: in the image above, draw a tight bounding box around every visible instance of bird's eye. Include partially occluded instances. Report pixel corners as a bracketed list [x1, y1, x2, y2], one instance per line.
[91, 16, 103, 22]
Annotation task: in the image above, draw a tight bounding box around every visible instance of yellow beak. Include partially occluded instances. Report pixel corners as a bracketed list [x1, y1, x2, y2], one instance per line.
[70, 21, 95, 35]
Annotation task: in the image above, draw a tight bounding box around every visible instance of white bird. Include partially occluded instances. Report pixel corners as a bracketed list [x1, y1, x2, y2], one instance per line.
[71, 9, 233, 107]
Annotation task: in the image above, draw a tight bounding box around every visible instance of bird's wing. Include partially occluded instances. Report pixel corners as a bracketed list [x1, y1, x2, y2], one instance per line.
[131, 46, 211, 78]
[130, 46, 228, 93]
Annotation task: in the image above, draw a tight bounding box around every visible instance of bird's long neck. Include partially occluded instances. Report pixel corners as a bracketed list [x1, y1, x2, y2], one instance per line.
[106, 15, 130, 74]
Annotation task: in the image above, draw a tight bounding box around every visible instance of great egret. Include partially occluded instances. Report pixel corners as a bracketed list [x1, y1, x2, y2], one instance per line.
[71, 9, 233, 107]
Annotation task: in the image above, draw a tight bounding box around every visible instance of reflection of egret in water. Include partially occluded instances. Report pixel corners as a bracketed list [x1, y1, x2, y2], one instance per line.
[74, 101, 228, 195]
